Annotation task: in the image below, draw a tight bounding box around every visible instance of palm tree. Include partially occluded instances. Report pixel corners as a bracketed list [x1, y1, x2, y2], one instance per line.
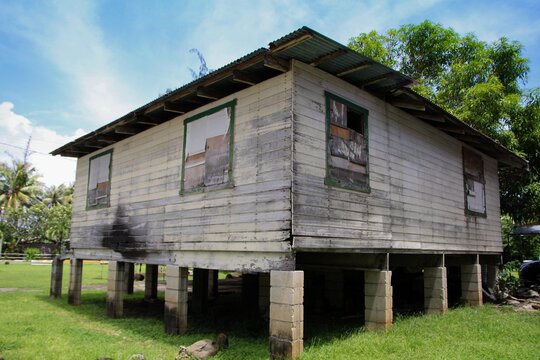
[43, 184, 74, 207]
[0, 160, 42, 210]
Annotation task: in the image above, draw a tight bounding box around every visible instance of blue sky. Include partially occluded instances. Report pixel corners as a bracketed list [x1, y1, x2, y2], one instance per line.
[1, 0, 539, 185]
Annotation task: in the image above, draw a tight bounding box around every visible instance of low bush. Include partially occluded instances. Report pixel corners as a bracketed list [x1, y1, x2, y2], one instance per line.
[24, 247, 41, 261]
[496, 260, 521, 298]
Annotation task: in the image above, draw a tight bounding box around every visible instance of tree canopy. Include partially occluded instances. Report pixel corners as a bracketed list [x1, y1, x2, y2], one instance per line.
[0, 160, 42, 210]
[0, 160, 72, 254]
[349, 21, 540, 224]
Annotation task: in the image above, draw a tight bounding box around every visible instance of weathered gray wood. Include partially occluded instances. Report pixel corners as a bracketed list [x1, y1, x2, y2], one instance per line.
[291, 60, 502, 254]
[69, 73, 294, 270]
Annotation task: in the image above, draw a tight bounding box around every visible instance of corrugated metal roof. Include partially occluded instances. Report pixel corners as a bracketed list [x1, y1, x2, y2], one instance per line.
[51, 26, 527, 170]
[270, 27, 412, 90]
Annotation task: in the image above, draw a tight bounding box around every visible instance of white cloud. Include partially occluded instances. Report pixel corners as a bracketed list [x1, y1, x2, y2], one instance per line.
[0, 101, 85, 186]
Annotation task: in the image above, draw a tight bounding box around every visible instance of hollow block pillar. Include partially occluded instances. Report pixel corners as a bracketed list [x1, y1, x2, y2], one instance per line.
[424, 267, 448, 314]
[50, 256, 64, 299]
[144, 264, 159, 300]
[461, 264, 482, 306]
[192, 268, 209, 314]
[164, 266, 188, 335]
[269, 270, 304, 360]
[107, 261, 125, 317]
[68, 258, 83, 305]
[125, 262, 135, 294]
[208, 269, 219, 300]
[364, 270, 393, 331]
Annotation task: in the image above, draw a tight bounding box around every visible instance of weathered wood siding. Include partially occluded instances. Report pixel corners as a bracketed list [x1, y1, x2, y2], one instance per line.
[291, 61, 502, 253]
[70, 72, 295, 271]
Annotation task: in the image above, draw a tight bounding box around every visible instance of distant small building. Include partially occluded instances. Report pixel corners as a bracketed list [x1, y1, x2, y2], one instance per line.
[50, 27, 527, 359]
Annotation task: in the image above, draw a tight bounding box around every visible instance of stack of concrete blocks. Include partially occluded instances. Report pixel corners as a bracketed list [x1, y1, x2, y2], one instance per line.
[424, 267, 448, 314]
[164, 266, 188, 335]
[461, 264, 483, 306]
[269, 271, 304, 359]
[106, 261, 125, 317]
[68, 259, 83, 305]
[50, 256, 64, 299]
[144, 264, 159, 301]
[364, 270, 393, 331]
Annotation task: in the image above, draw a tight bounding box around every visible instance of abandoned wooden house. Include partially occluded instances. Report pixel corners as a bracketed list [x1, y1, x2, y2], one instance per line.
[50, 27, 527, 359]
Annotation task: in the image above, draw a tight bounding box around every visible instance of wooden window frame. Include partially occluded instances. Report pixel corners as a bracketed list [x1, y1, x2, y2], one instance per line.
[324, 91, 371, 193]
[180, 99, 236, 194]
[86, 149, 113, 210]
[463, 148, 487, 217]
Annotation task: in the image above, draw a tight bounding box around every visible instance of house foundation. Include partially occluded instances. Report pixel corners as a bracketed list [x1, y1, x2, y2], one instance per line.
[208, 269, 219, 300]
[50, 256, 64, 299]
[164, 266, 188, 335]
[125, 262, 135, 295]
[269, 270, 304, 360]
[424, 267, 448, 314]
[107, 261, 125, 318]
[364, 270, 393, 331]
[461, 264, 483, 306]
[68, 258, 83, 305]
[144, 264, 159, 301]
[192, 268, 209, 313]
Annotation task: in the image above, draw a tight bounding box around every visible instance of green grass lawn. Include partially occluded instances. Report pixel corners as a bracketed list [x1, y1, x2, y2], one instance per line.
[0, 263, 539, 359]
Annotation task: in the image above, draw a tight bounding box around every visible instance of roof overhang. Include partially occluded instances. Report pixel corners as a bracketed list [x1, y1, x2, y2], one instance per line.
[52, 27, 527, 170]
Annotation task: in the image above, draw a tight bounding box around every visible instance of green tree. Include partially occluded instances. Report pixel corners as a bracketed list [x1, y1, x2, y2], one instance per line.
[44, 203, 71, 253]
[43, 184, 73, 207]
[0, 202, 71, 254]
[0, 205, 46, 252]
[349, 20, 540, 224]
[0, 160, 42, 210]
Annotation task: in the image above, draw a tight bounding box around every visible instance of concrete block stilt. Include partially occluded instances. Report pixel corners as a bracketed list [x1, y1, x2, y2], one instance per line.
[68, 258, 83, 305]
[269, 270, 304, 360]
[192, 268, 209, 314]
[364, 270, 393, 331]
[125, 262, 135, 295]
[424, 267, 448, 314]
[107, 261, 125, 318]
[208, 270, 219, 300]
[50, 256, 64, 299]
[164, 266, 188, 335]
[461, 264, 482, 306]
[144, 264, 159, 301]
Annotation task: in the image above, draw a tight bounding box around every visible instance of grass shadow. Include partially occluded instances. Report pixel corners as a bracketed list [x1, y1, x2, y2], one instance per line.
[38, 288, 270, 358]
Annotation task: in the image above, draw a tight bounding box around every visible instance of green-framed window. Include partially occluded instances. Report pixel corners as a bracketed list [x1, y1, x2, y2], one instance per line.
[324, 91, 370, 192]
[87, 149, 112, 209]
[181, 99, 236, 193]
[463, 147, 486, 216]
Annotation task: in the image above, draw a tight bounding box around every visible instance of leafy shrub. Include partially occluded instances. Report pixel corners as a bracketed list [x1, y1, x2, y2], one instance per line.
[24, 248, 41, 261]
[496, 260, 521, 298]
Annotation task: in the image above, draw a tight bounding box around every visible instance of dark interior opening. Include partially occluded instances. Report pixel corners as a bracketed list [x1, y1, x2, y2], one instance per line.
[391, 266, 424, 314]
[347, 109, 365, 134]
[447, 266, 462, 307]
